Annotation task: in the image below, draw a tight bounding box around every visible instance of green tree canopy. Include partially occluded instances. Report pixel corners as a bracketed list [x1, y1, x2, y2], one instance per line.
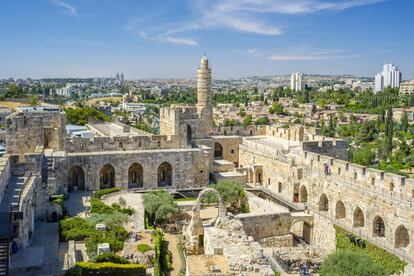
[243, 114, 253, 127]
[202, 180, 249, 213]
[319, 250, 386, 276]
[143, 190, 177, 225]
[65, 107, 110, 125]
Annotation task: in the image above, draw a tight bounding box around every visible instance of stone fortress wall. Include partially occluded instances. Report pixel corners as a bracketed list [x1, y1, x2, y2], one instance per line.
[236, 124, 414, 260]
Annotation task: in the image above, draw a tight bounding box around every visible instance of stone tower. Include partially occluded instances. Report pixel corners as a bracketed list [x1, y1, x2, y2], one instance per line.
[196, 55, 213, 136]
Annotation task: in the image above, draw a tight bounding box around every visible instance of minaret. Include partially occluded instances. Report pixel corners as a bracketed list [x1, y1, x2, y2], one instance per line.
[197, 55, 213, 136]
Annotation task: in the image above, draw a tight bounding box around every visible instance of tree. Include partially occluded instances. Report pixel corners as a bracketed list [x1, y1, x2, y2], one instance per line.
[242, 114, 253, 127]
[65, 107, 110, 126]
[143, 190, 177, 225]
[30, 95, 39, 106]
[202, 180, 249, 213]
[254, 116, 270, 125]
[384, 107, 393, 155]
[269, 102, 284, 115]
[319, 251, 386, 276]
[401, 112, 409, 133]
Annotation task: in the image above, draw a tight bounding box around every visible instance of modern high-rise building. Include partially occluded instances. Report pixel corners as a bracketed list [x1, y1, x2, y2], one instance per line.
[374, 63, 402, 92]
[290, 72, 304, 92]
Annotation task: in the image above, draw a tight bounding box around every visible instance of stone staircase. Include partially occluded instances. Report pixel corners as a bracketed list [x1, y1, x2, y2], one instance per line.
[42, 155, 56, 193]
[0, 239, 9, 276]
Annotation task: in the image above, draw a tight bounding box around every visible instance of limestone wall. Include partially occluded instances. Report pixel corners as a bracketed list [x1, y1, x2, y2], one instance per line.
[0, 156, 11, 204]
[6, 111, 66, 155]
[235, 212, 291, 241]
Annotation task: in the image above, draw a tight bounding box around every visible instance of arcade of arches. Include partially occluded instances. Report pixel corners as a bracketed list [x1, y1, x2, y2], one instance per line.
[67, 161, 176, 190]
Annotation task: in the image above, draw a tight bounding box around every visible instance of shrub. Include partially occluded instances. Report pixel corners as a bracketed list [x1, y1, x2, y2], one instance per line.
[85, 226, 128, 258]
[93, 252, 129, 264]
[68, 262, 146, 276]
[60, 217, 96, 241]
[137, 243, 153, 253]
[334, 225, 406, 274]
[94, 188, 121, 199]
[91, 198, 114, 214]
[319, 250, 386, 276]
[50, 194, 65, 209]
[153, 229, 172, 275]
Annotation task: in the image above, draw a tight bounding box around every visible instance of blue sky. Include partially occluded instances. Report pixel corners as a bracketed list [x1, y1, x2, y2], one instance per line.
[0, 0, 413, 79]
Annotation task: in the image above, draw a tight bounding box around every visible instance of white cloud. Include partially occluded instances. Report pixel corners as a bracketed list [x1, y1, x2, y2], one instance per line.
[127, 0, 385, 45]
[164, 36, 198, 46]
[52, 0, 77, 16]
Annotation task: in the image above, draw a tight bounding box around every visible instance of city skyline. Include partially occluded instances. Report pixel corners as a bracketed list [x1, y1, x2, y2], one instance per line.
[0, 0, 413, 79]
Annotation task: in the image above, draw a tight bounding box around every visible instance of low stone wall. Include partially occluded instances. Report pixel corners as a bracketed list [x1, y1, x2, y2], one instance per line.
[235, 211, 291, 242]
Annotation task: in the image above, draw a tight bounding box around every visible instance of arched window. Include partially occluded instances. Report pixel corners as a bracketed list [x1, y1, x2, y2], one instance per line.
[319, 193, 329, 211]
[373, 216, 385, 237]
[214, 142, 223, 159]
[353, 207, 365, 227]
[395, 225, 409, 248]
[335, 201, 346, 219]
[300, 186, 308, 203]
[128, 163, 143, 188]
[158, 162, 172, 187]
[68, 166, 85, 191]
[100, 164, 115, 189]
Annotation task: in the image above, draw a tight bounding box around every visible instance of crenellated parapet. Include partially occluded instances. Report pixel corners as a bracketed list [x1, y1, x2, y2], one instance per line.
[66, 133, 182, 152]
[301, 150, 414, 206]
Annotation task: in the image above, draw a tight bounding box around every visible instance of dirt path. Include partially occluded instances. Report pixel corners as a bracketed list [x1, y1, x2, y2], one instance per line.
[164, 233, 182, 276]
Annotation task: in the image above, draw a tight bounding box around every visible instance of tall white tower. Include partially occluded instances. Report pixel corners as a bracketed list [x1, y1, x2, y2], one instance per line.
[290, 72, 304, 92]
[197, 55, 213, 136]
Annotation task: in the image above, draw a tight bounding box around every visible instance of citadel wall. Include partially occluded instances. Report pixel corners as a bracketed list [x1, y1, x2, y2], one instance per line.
[239, 131, 414, 259]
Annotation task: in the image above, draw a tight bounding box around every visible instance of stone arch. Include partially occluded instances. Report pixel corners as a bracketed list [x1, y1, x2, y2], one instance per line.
[196, 188, 226, 221]
[353, 207, 365, 227]
[300, 185, 308, 203]
[214, 142, 223, 159]
[158, 162, 172, 187]
[395, 225, 409, 248]
[335, 201, 346, 219]
[319, 193, 329, 212]
[68, 166, 85, 191]
[128, 163, 143, 188]
[100, 164, 115, 189]
[255, 168, 263, 185]
[373, 216, 385, 237]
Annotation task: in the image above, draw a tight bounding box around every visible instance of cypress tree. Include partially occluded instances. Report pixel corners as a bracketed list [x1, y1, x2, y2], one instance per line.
[401, 112, 409, 133]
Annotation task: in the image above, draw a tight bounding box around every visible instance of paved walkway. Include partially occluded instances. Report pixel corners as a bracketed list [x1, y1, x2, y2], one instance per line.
[65, 190, 92, 217]
[102, 192, 145, 231]
[10, 222, 63, 276]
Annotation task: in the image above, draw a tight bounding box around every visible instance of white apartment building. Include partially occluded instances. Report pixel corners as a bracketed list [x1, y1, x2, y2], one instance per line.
[290, 72, 304, 92]
[374, 63, 402, 92]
